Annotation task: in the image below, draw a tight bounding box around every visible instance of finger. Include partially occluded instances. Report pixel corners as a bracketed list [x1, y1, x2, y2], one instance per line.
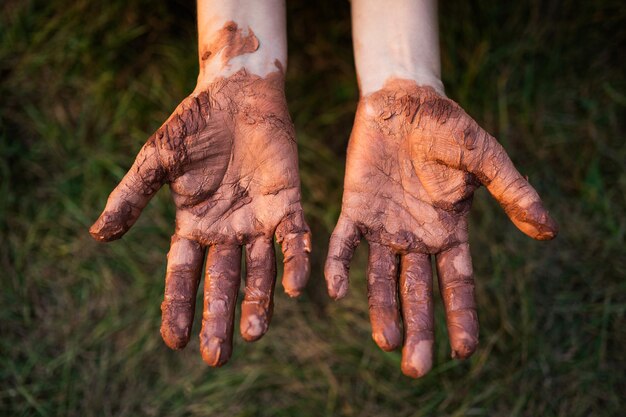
[459, 124, 558, 240]
[324, 215, 360, 300]
[90, 138, 166, 241]
[240, 237, 276, 342]
[275, 210, 312, 297]
[199, 244, 242, 367]
[160, 235, 204, 349]
[367, 243, 402, 351]
[436, 242, 478, 359]
[399, 253, 434, 378]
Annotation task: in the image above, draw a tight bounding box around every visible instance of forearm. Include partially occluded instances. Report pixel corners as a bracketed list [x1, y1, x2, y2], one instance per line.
[195, 0, 286, 87]
[351, 0, 443, 96]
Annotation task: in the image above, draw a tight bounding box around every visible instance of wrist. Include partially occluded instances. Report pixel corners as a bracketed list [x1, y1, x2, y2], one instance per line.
[196, 52, 285, 89]
[358, 71, 445, 97]
[195, 0, 286, 90]
[351, 0, 443, 96]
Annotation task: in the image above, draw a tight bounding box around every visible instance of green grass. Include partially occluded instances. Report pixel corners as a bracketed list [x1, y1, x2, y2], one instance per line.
[1, 0, 625, 416]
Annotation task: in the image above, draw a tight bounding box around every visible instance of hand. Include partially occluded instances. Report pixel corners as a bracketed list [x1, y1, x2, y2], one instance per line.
[90, 68, 311, 367]
[324, 80, 557, 378]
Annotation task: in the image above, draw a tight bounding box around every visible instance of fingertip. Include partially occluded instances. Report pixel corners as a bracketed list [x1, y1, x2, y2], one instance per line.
[283, 258, 309, 296]
[240, 310, 269, 342]
[401, 364, 431, 379]
[446, 315, 479, 360]
[326, 274, 348, 301]
[535, 211, 558, 240]
[373, 323, 403, 352]
[324, 252, 349, 296]
[160, 325, 190, 350]
[283, 286, 303, 298]
[241, 331, 264, 342]
[88, 222, 107, 242]
[200, 335, 231, 367]
[325, 215, 359, 299]
[284, 272, 309, 297]
[160, 300, 195, 351]
[282, 254, 310, 298]
[90, 200, 136, 241]
[401, 339, 434, 378]
[89, 213, 125, 242]
[450, 336, 478, 360]
[328, 284, 348, 300]
[510, 202, 559, 240]
[276, 215, 312, 297]
[330, 291, 347, 301]
[283, 280, 305, 298]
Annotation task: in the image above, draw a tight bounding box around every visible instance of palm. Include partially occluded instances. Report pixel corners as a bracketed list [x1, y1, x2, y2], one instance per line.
[163, 81, 303, 245]
[341, 117, 476, 254]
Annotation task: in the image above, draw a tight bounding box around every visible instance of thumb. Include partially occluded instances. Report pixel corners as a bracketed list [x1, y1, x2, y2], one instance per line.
[90, 137, 165, 241]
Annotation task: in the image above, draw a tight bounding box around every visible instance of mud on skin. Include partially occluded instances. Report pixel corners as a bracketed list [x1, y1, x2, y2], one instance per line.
[325, 79, 557, 378]
[90, 22, 311, 367]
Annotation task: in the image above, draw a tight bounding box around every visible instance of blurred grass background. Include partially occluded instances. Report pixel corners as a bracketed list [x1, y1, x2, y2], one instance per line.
[1, 0, 625, 416]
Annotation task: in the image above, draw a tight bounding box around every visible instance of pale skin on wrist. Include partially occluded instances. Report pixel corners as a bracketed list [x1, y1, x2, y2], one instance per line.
[351, 0, 445, 96]
[194, 0, 287, 90]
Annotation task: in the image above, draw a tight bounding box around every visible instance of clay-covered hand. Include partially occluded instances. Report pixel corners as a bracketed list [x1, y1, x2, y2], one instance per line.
[90, 68, 311, 366]
[325, 80, 557, 378]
